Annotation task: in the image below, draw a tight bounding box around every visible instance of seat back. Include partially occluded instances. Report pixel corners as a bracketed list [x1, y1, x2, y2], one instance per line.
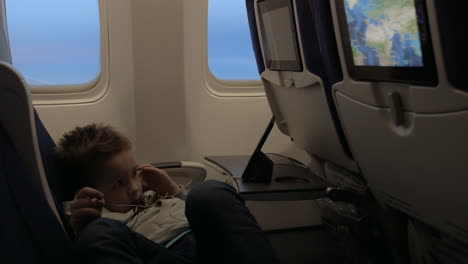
[329, 0, 468, 261]
[245, 0, 358, 175]
[246, 1, 408, 262]
[0, 62, 69, 263]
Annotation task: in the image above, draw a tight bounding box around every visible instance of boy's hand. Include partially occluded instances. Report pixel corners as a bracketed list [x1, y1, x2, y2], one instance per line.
[138, 164, 180, 196]
[69, 187, 105, 234]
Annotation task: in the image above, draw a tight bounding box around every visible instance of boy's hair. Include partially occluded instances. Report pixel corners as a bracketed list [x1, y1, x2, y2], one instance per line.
[55, 124, 131, 200]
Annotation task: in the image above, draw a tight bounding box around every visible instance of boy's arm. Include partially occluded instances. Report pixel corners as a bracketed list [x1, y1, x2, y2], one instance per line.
[69, 187, 105, 234]
[138, 165, 181, 196]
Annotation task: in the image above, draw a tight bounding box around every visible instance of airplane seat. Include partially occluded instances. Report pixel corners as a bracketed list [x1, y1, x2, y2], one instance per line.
[246, 0, 411, 262]
[0, 62, 70, 263]
[246, 0, 359, 176]
[246, 0, 265, 76]
[329, 0, 468, 262]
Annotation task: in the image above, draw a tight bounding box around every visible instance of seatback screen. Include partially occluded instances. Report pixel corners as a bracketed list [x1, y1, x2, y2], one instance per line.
[262, 7, 297, 62]
[344, 0, 423, 67]
[258, 0, 302, 71]
[336, 0, 437, 85]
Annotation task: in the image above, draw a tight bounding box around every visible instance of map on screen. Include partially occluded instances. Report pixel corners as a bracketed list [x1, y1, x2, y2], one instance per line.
[344, 0, 423, 67]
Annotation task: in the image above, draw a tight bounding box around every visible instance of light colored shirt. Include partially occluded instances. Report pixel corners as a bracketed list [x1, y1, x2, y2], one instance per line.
[102, 187, 190, 244]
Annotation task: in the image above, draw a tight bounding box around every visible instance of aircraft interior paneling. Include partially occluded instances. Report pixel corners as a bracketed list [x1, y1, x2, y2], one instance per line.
[1, 0, 467, 263]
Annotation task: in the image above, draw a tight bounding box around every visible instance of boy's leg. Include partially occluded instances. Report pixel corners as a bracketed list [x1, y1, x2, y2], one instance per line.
[72, 218, 193, 264]
[167, 233, 198, 263]
[185, 180, 279, 264]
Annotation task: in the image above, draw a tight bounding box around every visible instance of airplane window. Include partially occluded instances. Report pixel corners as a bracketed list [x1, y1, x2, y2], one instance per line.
[208, 0, 259, 80]
[6, 0, 100, 86]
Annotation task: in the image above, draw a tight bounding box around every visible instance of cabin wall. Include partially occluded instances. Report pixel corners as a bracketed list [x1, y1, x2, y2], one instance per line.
[133, 0, 309, 164]
[35, 0, 136, 145]
[34, 0, 309, 165]
[132, 0, 188, 162]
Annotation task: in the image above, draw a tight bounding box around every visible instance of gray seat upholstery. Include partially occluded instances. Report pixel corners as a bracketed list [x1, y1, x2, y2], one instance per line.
[0, 62, 70, 263]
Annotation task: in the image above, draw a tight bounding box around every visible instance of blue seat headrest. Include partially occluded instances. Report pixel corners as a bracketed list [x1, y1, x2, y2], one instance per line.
[34, 109, 63, 200]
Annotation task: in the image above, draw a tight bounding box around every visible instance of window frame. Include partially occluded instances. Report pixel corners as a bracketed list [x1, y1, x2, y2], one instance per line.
[8, 0, 111, 105]
[203, 0, 265, 97]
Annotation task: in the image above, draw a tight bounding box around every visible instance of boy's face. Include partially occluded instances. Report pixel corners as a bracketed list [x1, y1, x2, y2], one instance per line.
[94, 149, 143, 213]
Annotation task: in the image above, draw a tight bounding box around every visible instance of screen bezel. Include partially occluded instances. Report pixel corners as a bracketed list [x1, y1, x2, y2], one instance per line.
[335, 0, 438, 86]
[258, 0, 303, 72]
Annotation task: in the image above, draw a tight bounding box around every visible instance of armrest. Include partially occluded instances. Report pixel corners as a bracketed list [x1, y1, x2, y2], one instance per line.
[150, 161, 182, 169]
[150, 161, 207, 190]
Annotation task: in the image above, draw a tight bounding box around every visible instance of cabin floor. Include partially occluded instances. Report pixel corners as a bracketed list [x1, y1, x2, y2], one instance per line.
[247, 200, 344, 264]
[267, 228, 344, 264]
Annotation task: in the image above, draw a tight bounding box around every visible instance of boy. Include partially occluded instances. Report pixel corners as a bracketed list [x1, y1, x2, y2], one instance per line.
[55, 124, 278, 264]
[56, 123, 189, 245]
